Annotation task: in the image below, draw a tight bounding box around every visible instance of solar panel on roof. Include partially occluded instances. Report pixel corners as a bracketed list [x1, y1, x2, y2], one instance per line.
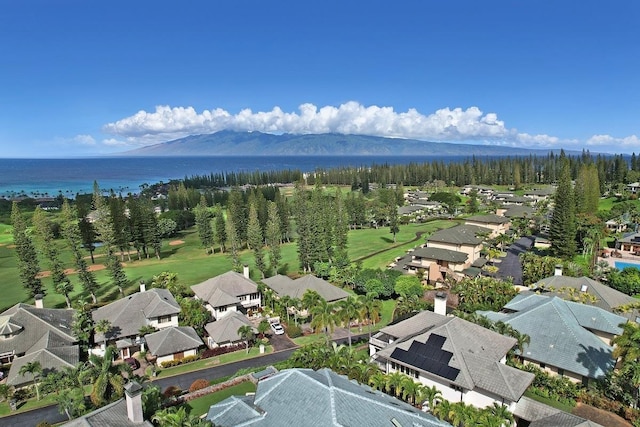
[390, 334, 460, 381]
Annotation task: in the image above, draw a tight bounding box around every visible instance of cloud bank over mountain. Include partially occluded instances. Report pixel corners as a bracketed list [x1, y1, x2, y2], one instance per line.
[101, 102, 635, 152]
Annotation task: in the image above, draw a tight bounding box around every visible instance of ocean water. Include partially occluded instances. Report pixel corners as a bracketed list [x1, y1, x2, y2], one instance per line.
[0, 156, 448, 198]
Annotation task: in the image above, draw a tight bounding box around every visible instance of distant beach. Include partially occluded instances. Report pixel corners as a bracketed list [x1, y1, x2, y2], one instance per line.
[0, 155, 447, 198]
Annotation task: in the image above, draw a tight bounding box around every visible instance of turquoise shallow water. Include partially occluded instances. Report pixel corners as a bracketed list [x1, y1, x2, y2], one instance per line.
[0, 155, 465, 198]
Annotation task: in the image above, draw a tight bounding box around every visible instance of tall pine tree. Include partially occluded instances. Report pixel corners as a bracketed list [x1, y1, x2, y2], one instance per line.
[33, 206, 73, 308]
[247, 201, 266, 278]
[265, 201, 282, 275]
[11, 202, 44, 298]
[549, 155, 577, 259]
[61, 199, 99, 304]
[194, 195, 214, 254]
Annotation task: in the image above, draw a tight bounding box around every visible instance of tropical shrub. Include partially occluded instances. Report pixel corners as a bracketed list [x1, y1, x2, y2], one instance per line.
[189, 379, 210, 393]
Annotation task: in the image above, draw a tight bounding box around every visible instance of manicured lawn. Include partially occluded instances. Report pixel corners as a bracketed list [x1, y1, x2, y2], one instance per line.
[152, 345, 273, 380]
[185, 381, 256, 417]
[524, 390, 575, 413]
[0, 216, 453, 311]
[0, 223, 12, 245]
[598, 196, 640, 213]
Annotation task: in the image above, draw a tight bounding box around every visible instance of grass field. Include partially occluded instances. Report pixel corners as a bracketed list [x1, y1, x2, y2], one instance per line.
[0, 218, 454, 311]
[185, 381, 257, 417]
[0, 223, 12, 245]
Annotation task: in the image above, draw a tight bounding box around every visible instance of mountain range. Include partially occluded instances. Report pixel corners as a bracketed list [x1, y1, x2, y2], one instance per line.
[123, 130, 561, 157]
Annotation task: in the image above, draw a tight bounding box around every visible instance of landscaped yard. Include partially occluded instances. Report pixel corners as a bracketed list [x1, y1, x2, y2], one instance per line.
[185, 381, 257, 417]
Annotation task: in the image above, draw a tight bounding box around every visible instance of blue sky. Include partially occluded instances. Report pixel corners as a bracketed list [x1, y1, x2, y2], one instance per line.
[1, 0, 638, 157]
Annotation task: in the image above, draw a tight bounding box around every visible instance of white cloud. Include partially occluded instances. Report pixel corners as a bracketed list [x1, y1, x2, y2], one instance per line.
[102, 102, 518, 145]
[100, 101, 637, 152]
[586, 134, 640, 148]
[73, 134, 96, 145]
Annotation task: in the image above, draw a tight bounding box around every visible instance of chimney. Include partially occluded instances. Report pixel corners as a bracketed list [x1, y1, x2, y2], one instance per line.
[139, 280, 146, 293]
[554, 265, 563, 276]
[434, 292, 447, 316]
[243, 265, 250, 279]
[124, 381, 144, 423]
[34, 294, 44, 309]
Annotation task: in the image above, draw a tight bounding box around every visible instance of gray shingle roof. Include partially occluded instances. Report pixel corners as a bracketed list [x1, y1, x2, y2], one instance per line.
[426, 224, 490, 246]
[262, 274, 349, 302]
[205, 311, 257, 345]
[479, 294, 625, 379]
[64, 398, 154, 426]
[503, 205, 536, 218]
[534, 275, 640, 320]
[144, 326, 203, 357]
[92, 288, 180, 341]
[514, 396, 603, 427]
[192, 271, 259, 308]
[465, 214, 510, 225]
[411, 247, 468, 263]
[207, 368, 452, 427]
[0, 304, 76, 356]
[376, 311, 533, 401]
[7, 345, 79, 386]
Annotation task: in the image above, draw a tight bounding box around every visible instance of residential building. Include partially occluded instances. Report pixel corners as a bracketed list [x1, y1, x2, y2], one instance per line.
[615, 231, 640, 253]
[394, 246, 469, 283]
[65, 381, 153, 426]
[192, 270, 261, 320]
[262, 274, 349, 303]
[92, 286, 180, 359]
[204, 311, 257, 348]
[369, 308, 534, 411]
[514, 396, 603, 427]
[144, 326, 203, 365]
[0, 300, 79, 387]
[626, 182, 640, 195]
[479, 294, 626, 383]
[533, 272, 640, 322]
[605, 219, 628, 234]
[425, 224, 489, 264]
[464, 214, 510, 238]
[523, 188, 555, 204]
[206, 368, 452, 427]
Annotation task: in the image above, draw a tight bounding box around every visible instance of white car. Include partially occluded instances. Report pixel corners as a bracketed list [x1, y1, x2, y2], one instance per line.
[270, 322, 285, 335]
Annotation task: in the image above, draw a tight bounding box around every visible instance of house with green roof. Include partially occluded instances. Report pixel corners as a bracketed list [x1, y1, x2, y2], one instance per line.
[398, 246, 470, 283]
[425, 224, 490, 264]
[479, 293, 626, 383]
[206, 368, 452, 427]
[370, 308, 534, 412]
[464, 214, 510, 238]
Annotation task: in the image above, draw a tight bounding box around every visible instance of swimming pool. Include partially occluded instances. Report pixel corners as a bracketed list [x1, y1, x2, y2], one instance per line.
[615, 261, 640, 270]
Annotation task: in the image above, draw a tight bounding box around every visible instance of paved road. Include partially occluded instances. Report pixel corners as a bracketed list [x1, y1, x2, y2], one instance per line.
[4, 333, 367, 426]
[495, 236, 534, 285]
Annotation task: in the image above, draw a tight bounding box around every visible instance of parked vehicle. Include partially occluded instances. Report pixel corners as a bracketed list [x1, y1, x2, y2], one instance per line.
[270, 322, 285, 335]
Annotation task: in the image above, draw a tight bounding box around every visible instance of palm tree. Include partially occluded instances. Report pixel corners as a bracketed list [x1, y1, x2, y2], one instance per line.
[257, 320, 270, 339]
[612, 321, 640, 366]
[488, 402, 514, 427]
[310, 298, 337, 339]
[152, 406, 212, 426]
[368, 371, 387, 391]
[385, 371, 405, 398]
[432, 399, 453, 422]
[84, 346, 129, 406]
[336, 296, 361, 348]
[359, 294, 382, 339]
[18, 361, 43, 400]
[237, 325, 254, 354]
[94, 319, 112, 348]
[400, 377, 422, 406]
[449, 402, 475, 427]
[301, 289, 322, 321]
[421, 385, 442, 413]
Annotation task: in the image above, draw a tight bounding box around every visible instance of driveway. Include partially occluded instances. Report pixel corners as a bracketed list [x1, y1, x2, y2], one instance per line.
[495, 236, 534, 285]
[269, 332, 297, 351]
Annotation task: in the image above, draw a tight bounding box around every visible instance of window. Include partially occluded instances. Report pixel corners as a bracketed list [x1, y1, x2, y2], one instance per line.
[557, 368, 564, 376]
[158, 315, 172, 324]
[219, 306, 227, 313]
[239, 295, 247, 301]
[539, 363, 546, 369]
